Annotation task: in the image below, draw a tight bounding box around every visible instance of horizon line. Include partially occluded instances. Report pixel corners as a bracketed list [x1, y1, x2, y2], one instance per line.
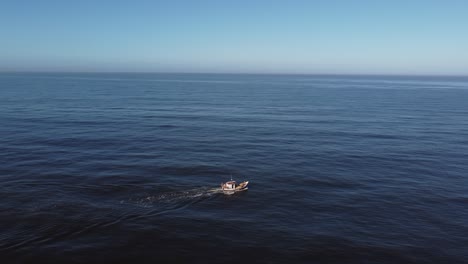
[1, 70, 467, 78]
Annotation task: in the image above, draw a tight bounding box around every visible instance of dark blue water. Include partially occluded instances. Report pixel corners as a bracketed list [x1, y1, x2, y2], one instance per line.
[1, 73, 468, 263]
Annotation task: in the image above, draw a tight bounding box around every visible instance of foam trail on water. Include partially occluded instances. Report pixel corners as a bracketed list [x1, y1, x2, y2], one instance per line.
[135, 187, 222, 206]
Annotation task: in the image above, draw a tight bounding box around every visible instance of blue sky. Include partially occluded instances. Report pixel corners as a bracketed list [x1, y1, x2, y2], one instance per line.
[1, 0, 467, 75]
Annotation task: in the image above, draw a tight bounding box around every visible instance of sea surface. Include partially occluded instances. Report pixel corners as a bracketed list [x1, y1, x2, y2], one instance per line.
[1, 73, 468, 263]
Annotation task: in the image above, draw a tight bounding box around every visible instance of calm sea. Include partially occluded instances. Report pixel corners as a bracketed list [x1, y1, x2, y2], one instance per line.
[1, 73, 468, 263]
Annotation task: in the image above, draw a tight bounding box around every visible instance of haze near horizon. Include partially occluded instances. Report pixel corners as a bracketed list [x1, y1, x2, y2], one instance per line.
[1, 1, 467, 75]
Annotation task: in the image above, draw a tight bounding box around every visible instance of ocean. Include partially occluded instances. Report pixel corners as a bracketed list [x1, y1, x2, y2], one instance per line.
[1, 73, 467, 263]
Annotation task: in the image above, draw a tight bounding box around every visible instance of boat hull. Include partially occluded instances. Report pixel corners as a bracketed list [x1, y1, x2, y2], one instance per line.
[221, 181, 249, 193]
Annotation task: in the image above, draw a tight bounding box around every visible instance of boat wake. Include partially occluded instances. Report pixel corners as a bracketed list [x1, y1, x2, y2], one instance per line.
[132, 187, 223, 207]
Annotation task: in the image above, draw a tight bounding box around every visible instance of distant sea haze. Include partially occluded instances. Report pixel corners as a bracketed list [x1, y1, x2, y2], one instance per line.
[1, 73, 467, 263]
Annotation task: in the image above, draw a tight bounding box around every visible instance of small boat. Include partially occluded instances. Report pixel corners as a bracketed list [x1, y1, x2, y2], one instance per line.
[221, 180, 249, 193]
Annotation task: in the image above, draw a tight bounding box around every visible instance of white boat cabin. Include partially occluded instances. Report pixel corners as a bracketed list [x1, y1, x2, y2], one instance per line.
[223, 181, 236, 190]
